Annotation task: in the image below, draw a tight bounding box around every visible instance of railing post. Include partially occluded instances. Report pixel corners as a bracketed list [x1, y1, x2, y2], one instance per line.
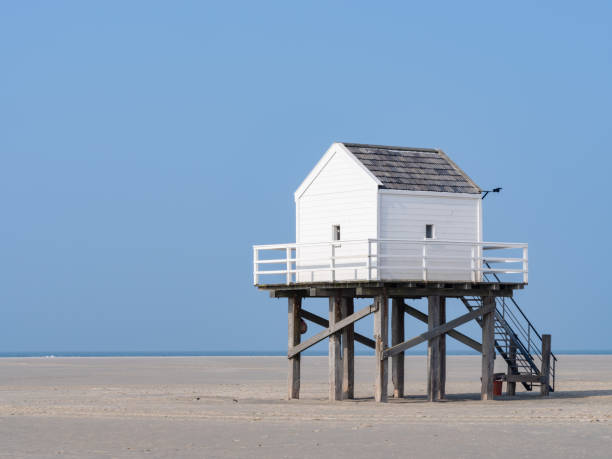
[477, 243, 482, 282]
[367, 240, 372, 281]
[422, 244, 427, 281]
[523, 246, 529, 284]
[477, 243, 481, 282]
[286, 247, 292, 284]
[330, 243, 336, 282]
[470, 246, 475, 282]
[253, 247, 259, 285]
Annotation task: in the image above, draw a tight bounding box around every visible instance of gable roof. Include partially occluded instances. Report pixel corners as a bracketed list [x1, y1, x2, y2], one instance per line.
[341, 143, 481, 194]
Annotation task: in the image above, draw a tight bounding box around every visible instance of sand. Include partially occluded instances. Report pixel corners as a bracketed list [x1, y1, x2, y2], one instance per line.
[0, 355, 611, 458]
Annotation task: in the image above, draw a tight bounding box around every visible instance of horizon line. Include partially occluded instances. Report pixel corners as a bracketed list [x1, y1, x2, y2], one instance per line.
[0, 349, 609, 358]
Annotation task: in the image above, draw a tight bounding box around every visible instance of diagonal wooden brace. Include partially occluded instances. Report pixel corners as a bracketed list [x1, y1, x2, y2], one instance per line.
[300, 309, 376, 349]
[402, 302, 482, 353]
[289, 303, 376, 358]
[383, 302, 495, 360]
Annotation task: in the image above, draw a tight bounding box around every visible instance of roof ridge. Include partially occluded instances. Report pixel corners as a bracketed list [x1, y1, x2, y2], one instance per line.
[341, 142, 439, 153]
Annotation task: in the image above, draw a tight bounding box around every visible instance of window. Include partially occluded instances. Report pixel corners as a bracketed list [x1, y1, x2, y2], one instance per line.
[332, 225, 341, 241]
[425, 224, 434, 239]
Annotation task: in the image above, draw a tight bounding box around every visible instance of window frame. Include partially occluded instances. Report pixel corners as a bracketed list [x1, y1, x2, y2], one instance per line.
[425, 224, 435, 240]
[332, 224, 341, 241]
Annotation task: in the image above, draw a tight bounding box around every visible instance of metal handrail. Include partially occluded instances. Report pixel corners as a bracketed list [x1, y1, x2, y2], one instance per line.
[483, 263, 556, 390]
[483, 264, 556, 361]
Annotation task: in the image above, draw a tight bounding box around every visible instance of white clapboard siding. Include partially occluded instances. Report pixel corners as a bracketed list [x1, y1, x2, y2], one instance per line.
[296, 147, 378, 282]
[379, 191, 481, 281]
[292, 144, 483, 283]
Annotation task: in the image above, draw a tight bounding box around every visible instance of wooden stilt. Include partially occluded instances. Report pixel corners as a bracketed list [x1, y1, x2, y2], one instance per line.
[427, 296, 446, 401]
[481, 296, 495, 400]
[540, 334, 551, 396]
[391, 298, 404, 398]
[507, 342, 517, 396]
[374, 295, 388, 402]
[341, 297, 354, 399]
[329, 296, 343, 401]
[288, 296, 301, 400]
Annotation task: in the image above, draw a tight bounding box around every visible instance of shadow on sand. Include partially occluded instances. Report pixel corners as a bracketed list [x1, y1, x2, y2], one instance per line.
[346, 389, 612, 403]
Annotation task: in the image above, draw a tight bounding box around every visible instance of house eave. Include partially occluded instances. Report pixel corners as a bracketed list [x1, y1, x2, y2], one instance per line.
[378, 189, 482, 199]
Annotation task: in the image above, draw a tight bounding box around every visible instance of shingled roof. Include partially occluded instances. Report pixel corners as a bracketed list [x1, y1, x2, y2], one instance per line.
[342, 143, 481, 194]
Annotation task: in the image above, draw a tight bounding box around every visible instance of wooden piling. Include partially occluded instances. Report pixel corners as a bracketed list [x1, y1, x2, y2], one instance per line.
[427, 296, 446, 401]
[288, 296, 301, 400]
[329, 296, 343, 401]
[374, 295, 389, 402]
[507, 342, 517, 396]
[540, 334, 551, 396]
[481, 296, 495, 400]
[391, 298, 405, 398]
[341, 297, 355, 399]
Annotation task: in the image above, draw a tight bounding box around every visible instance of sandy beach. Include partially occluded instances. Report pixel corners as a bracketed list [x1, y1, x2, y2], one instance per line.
[0, 355, 611, 458]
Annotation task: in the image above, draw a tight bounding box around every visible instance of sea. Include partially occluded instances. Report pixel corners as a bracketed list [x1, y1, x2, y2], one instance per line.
[0, 350, 609, 358]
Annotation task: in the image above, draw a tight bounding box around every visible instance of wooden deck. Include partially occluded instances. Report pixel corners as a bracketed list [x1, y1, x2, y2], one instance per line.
[258, 280, 525, 298]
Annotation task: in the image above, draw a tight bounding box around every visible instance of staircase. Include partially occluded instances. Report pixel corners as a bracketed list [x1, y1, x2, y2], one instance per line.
[461, 270, 556, 393]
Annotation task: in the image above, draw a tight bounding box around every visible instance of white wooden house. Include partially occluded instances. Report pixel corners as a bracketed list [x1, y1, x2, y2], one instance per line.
[252, 143, 552, 404]
[254, 142, 527, 285]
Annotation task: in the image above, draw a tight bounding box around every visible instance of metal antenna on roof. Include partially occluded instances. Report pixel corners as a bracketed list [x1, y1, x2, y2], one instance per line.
[481, 187, 502, 199]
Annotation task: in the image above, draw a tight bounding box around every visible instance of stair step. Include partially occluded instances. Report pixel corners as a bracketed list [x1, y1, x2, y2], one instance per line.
[505, 374, 543, 383]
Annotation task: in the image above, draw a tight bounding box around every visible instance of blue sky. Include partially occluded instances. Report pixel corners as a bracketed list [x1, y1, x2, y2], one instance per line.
[1, 1, 610, 352]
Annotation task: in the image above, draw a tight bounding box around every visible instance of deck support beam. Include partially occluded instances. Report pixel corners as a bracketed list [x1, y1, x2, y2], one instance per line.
[540, 334, 551, 396]
[384, 303, 494, 359]
[341, 298, 355, 399]
[288, 296, 301, 400]
[427, 296, 446, 401]
[300, 309, 375, 349]
[391, 298, 405, 398]
[402, 302, 482, 353]
[329, 296, 343, 401]
[481, 296, 496, 400]
[374, 295, 389, 402]
[289, 303, 375, 358]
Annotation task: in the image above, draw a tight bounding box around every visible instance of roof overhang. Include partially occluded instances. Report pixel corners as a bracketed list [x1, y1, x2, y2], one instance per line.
[378, 189, 482, 199]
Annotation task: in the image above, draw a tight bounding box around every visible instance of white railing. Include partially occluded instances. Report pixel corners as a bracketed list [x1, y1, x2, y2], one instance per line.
[253, 239, 528, 285]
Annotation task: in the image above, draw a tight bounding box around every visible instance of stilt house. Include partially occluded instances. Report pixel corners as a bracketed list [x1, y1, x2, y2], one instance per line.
[253, 142, 555, 402]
